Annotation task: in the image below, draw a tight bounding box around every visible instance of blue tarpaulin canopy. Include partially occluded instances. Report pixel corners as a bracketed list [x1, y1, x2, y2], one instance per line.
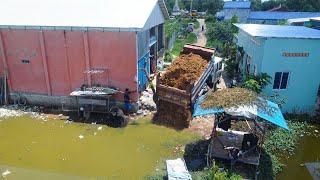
[193, 95, 289, 130]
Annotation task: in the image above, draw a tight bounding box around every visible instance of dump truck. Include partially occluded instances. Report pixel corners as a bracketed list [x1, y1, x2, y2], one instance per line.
[153, 44, 222, 129]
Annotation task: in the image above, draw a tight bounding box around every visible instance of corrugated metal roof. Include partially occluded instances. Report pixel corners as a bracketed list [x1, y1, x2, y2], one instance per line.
[249, 11, 320, 20]
[0, 0, 168, 30]
[287, 17, 318, 23]
[223, 1, 251, 9]
[311, 17, 320, 21]
[235, 23, 320, 39]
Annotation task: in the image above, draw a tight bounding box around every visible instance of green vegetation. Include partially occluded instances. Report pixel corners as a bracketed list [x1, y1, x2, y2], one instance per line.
[165, 18, 199, 40]
[260, 119, 309, 178]
[206, 21, 235, 50]
[164, 0, 223, 15]
[205, 15, 239, 80]
[147, 165, 243, 180]
[224, 45, 238, 79]
[171, 33, 197, 57]
[242, 73, 271, 93]
[164, 50, 173, 62]
[251, 0, 320, 12]
[165, 19, 180, 39]
[192, 166, 242, 180]
[164, 18, 199, 60]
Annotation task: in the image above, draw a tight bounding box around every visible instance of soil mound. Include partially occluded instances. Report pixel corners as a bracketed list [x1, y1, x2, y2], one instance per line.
[160, 53, 207, 90]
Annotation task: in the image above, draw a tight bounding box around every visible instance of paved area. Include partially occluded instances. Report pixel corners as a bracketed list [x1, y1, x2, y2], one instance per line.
[193, 19, 207, 47]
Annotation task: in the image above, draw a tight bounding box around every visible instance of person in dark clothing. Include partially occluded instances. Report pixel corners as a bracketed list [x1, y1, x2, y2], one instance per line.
[201, 25, 204, 32]
[124, 88, 135, 115]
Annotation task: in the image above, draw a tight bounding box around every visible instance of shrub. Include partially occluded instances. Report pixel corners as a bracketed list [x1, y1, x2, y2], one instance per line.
[192, 166, 242, 180]
[243, 73, 271, 93]
[243, 79, 261, 93]
[164, 51, 173, 62]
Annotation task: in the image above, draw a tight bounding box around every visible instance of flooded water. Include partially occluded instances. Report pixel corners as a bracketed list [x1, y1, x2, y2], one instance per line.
[0, 116, 198, 179]
[277, 126, 320, 180]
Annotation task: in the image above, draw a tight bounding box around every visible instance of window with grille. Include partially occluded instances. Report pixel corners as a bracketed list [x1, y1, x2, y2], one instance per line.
[273, 72, 289, 90]
[21, 59, 30, 64]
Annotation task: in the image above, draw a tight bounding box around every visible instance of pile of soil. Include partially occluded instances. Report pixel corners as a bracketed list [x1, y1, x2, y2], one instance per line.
[201, 87, 258, 109]
[160, 53, 208, 90]
[153, 100, 192, 130]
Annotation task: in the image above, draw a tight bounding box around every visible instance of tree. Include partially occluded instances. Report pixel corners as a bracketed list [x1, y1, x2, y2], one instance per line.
[206, 21, 234, 45]
[255, 0, 320, 12]
[260, 0, 282, 11]
[251, 0, 262, 11]
[284, 0, 320, 12]
[203, 0, 223, 15]
[164, 0, 175, 14]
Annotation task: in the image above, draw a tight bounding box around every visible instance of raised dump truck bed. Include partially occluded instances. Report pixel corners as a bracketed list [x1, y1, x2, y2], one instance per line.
[154, 44, 215, 129]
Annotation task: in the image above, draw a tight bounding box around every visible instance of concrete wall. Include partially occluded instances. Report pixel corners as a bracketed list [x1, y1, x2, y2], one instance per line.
[237, 31, 320, 113]
[236, 30, 265, 76]
[0, 29, 138, 104]
[261, 38, 320, 113]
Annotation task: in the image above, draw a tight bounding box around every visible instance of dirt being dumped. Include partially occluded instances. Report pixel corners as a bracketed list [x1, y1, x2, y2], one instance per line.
[160, 53, 208, 90]
[201, 87, 258, 109]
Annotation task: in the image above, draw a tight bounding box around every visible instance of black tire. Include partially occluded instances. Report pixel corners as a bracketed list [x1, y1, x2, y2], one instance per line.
[18, 96, 27, 106]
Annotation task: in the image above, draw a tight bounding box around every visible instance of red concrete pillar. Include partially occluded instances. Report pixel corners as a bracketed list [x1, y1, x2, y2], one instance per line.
[82, 31, 91, 86]
[39, 31, 52, 96]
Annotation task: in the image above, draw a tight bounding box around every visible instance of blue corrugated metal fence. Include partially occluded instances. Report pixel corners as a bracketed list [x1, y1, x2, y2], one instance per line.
[138, 52, 150, 91]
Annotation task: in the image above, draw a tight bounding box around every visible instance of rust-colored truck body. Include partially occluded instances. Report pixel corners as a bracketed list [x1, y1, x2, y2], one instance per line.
[154, 44, 215, 129]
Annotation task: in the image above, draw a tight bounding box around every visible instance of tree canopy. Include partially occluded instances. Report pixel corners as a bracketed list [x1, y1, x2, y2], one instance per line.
[252, 0, 320, 12]
[164, 0, 223, 15]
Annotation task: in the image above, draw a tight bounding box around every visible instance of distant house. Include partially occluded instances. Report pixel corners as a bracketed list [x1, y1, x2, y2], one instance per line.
[217, 1, 251, 23]
[248, 11, 320, 25]
[0, 0, 169, 108]
[235, 24, 320, 113]
[288, 17, 316, 26]
[310, 17, 320, 30]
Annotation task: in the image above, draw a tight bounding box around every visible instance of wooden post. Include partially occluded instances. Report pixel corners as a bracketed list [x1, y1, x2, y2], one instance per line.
[82, 31, 91, 86]
[39, 31, 52, 96]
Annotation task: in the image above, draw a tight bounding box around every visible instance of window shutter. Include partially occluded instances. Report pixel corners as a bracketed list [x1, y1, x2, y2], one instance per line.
[280, 72, 289, 89]
[273, 72, 282, 89]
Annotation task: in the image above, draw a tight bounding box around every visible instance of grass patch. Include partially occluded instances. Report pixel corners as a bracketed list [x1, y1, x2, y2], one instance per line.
[171, 33, 197, 57]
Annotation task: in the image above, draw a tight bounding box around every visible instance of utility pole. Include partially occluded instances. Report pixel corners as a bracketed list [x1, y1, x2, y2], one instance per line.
[190, 0, 193, 16]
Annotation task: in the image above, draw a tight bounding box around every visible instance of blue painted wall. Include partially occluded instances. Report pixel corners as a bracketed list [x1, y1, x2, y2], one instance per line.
[236, 30, 265, 76]
[237, 30, 320, 113]
[138, 52, 150, 92]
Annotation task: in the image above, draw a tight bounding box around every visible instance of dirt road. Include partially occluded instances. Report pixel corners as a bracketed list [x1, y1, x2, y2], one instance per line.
[194, 19, 207, 47]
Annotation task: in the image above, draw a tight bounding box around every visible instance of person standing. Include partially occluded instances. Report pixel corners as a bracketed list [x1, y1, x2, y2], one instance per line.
[123, 88, 136, 115]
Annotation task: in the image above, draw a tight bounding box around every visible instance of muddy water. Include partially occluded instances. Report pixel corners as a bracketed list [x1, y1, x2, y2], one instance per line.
[0, 116, 198, 179]
[277, 126, 320, 180]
